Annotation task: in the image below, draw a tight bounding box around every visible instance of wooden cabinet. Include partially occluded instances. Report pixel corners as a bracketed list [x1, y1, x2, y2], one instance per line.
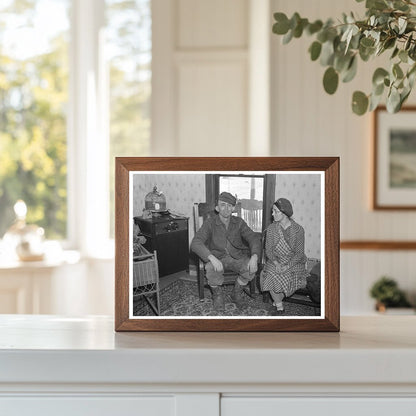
[134, 215, 189, 277]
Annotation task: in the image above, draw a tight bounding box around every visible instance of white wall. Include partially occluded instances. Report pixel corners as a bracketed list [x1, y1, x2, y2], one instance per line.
[271, 0, 416, 313]
[152, 0, 255, 156]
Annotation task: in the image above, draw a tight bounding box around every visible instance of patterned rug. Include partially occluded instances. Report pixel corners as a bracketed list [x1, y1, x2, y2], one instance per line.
[133, 279, 318, 317]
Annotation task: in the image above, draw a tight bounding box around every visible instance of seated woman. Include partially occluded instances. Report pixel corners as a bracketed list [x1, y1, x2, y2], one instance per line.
[261, 198, 308, 313]
[133, 222, 148, 257]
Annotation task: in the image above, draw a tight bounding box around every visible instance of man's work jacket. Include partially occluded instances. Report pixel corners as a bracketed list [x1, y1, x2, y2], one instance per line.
[191, 214, 261, 263]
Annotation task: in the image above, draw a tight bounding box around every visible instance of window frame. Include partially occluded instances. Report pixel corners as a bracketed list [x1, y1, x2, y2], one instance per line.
[205, 173, 276, 233]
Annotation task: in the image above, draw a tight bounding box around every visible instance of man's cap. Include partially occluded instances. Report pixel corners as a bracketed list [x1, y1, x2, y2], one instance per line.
[218, 192, 237, 206]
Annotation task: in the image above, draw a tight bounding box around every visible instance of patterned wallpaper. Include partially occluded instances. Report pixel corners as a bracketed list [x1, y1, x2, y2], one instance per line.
[274, 174, 322, 259]
[132, 173, 206, 242]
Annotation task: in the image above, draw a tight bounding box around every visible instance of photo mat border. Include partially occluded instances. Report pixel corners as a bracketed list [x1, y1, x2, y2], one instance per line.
[115, 157, 340, 332]
[129, 171, 325, 320]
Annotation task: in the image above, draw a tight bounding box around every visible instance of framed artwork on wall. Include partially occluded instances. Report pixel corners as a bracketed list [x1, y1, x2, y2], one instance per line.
[115, 157, 339, 332]
[374, 106, 416, 210]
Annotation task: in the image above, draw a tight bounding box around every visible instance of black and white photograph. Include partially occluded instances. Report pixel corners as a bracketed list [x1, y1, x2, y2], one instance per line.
[129, 171, 324, 319]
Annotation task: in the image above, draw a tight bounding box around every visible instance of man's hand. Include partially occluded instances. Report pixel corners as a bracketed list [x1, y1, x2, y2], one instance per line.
[208, 255, 224, 273]
[248, 254, 258, 274]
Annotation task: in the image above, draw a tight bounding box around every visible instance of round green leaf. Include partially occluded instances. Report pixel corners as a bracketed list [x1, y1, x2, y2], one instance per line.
[359, 44, 375, 62]
[393, 63, 404, 79]
[372, 68, 389, 86]
[391, 47, 399, 59]
[317, 30, 328, 43]
[360, 37, 375, 48]
[293, 18, 308, 38]
[369, 92, 383, 112]
[342, 56, 357, 83]
[373, 82, 384, 96]
[334, 52, 352, 73]
[307, 20, 323, 35]
[323, 67, 339, 95]
[384, 37, 396, 50]
[282, 29, 293, 44]
[405, 34, 413, 51]
[352, 91, 369, 115]
[273, 13, 290, 35]
[320, 40, 335, 66]
[399, 50, 408, 63]
[387, 87, 401, 113]
[309, 41, 322, 61]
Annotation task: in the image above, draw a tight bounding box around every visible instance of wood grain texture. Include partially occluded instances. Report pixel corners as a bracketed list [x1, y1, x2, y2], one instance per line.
[115, 159, 130, 330]
[340, 241, 416, 250]
[115, 157, 340, 332]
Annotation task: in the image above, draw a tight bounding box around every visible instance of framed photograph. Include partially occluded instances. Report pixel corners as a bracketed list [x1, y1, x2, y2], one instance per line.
[115, 157, 339, 332]
[374, 106, 416, 210]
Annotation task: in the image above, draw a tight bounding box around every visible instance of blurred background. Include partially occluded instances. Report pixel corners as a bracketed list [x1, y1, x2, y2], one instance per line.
[1, 0, 415, 316]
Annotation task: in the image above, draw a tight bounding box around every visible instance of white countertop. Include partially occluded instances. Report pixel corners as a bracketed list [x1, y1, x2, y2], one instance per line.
[0, 315, 415, 388]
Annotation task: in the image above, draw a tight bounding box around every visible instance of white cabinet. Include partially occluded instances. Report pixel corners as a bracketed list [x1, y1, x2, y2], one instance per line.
[222, 398, 416, 416]
[0, 316, 416, 415]
[2, 396, 175, 416]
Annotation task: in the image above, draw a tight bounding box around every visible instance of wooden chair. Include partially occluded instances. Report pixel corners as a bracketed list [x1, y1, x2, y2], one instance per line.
[192, 202, 258, 300]
[133, 247, 160, 316]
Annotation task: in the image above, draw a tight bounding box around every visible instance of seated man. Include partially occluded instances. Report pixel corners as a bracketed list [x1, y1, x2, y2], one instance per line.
[190, 192, 261, 311]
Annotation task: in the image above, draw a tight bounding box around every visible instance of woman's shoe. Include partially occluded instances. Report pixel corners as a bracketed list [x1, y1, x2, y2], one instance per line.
[273, 302, 284, 312]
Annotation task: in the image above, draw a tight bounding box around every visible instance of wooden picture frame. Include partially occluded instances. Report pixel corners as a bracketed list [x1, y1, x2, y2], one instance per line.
[115, 157, 339, 332]
[373, 106, 416, 210]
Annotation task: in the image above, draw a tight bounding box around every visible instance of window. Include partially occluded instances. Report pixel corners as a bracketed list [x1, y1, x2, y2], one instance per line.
[106, 0, 151, 237]
[0, 0, 70, 239]
[0, 0, 151, 253]
[219, 175, 265, 232]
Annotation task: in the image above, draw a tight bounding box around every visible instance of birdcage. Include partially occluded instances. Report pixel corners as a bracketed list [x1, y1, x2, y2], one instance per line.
[145, 185, 166, 212]
[133, 247, 160, 316]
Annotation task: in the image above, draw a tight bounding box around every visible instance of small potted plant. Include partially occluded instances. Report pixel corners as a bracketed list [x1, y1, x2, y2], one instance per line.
[370, 276, 412, 313]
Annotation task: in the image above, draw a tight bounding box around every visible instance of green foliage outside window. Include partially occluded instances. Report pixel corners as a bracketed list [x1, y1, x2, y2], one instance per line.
[0, 1, 69, 238]
[107, 0, 151, 237]
[0, 0, 151, 240]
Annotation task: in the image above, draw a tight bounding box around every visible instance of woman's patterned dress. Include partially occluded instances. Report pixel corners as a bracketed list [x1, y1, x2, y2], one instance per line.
[261, 220, 308, 297]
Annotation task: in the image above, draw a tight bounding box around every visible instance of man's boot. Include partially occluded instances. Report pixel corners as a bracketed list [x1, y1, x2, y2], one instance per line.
[211, 286, 225, 312]
[231, 281, 245, 308]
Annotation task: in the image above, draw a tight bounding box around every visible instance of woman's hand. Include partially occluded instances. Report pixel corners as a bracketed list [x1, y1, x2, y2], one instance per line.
[273, 260, 288, 273]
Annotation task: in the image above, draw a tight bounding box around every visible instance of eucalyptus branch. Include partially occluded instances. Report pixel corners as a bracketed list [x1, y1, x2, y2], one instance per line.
[272, 0, 416, 115]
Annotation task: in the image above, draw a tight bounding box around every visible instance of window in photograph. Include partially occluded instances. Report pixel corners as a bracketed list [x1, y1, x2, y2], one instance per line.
[219, 175, 264, 232]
